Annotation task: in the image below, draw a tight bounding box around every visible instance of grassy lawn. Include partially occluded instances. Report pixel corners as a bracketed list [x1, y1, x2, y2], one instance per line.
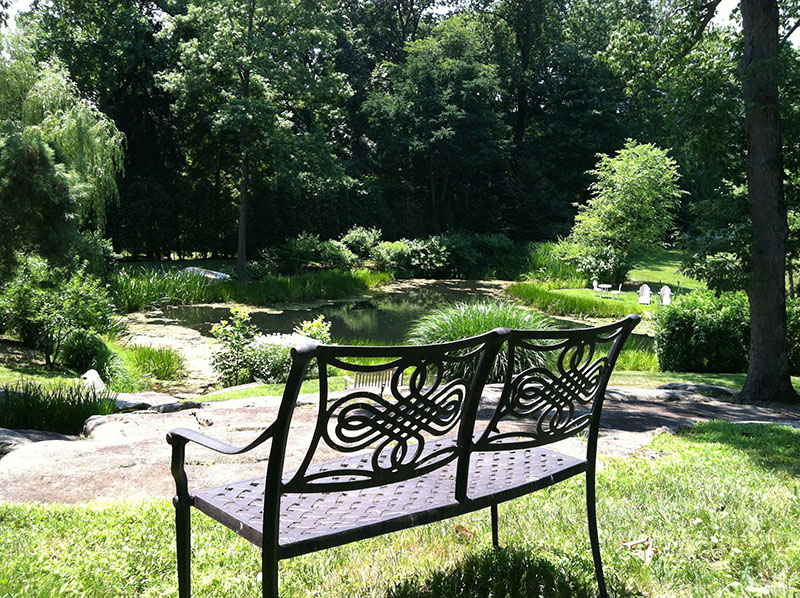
[201, 376, 348, 401]
[1, 422, 797, 597]
[0, 339, 80, 387]
[627, 247, 705, 292]
[610, 370, 800, 394]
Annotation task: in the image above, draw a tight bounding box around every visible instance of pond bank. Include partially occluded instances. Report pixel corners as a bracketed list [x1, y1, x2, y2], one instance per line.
[124, 279, 514, 394]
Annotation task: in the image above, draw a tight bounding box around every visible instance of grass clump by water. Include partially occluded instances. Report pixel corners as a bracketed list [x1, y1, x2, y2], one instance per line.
[101, 342, 185, 392]
[407, 299, 551, 382]
[508, 283, 645, 319]
[111, 268, 391, 313]
[1, 422, 798, 597]
[0, 379, 116, 434]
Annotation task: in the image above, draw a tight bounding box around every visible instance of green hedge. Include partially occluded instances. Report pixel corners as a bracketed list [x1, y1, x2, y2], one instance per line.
[655, 292, 749, 373]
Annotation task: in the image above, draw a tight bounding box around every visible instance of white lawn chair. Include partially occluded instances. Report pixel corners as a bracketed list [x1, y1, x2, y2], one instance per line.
[637, 284, 651, 305]
[659, 285, 672, 306]
[592, 279, 602, 297]
[610, 284, 622, 300]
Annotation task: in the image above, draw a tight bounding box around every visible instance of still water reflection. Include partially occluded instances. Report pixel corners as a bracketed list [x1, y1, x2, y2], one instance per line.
[162, 282, 536, 344]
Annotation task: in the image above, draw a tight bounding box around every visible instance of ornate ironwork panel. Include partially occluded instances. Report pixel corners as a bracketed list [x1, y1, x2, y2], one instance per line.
[283, 333, 502, 493]
[474, 320, 634, 450]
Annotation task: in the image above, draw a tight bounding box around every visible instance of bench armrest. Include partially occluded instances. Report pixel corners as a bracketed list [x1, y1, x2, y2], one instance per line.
[167, 424, 275, 455]
[167, 424, 276, 503]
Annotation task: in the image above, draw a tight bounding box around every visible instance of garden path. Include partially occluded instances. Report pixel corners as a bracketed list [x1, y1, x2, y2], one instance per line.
[0, 386, 797, 504]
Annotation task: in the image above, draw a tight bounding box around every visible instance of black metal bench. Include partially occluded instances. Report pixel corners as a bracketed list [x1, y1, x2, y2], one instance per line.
[167, 314, 640, 597]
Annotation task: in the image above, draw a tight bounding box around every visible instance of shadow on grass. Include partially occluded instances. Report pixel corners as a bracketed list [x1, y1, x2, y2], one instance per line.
[0, 338, 77, 381]
[386, 547, 641, 598]
[680, 421, 800, 478]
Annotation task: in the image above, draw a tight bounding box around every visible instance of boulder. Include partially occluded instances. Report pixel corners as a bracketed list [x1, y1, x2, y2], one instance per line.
[82, 369, 106, 391]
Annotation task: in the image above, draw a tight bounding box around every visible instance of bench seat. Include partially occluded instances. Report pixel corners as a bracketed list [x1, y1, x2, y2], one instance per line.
[193, 440, 585, 559]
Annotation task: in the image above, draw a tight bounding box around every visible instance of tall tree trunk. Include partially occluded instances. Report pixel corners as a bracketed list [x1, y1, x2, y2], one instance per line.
[236, 67, 252, 282]
[738, 0, 798, 403]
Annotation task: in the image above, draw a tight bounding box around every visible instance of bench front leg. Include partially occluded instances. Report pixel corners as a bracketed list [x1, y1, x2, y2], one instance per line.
[168, 433, 193, 598]
[586, 467, 608, 598]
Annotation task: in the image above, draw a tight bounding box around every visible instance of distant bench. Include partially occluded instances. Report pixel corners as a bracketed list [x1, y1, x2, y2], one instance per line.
[167, 314, 640, 598]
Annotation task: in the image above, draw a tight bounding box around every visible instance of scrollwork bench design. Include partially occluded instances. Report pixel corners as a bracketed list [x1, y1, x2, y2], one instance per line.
[167, 315, 640, 598]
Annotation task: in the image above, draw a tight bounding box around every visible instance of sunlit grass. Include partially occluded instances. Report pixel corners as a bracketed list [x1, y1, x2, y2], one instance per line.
[1, 423, 798, 597]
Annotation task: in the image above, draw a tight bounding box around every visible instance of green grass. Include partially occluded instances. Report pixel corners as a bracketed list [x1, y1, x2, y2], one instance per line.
[610, 369, 800, 393]
[1, 422, 798, 596]
[201, 376, 347, 401]
[0, 379, 116, 434]
[110, 268, 391, 313]
[628, 247, 705, 292]
[508, 283, 646, 318]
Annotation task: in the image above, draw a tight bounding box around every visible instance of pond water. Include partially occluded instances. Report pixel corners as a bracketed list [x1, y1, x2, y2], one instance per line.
[161, 281, 576, 344]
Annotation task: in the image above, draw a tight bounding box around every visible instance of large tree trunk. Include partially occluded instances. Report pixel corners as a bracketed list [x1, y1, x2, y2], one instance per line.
[738, 0, 798, 403]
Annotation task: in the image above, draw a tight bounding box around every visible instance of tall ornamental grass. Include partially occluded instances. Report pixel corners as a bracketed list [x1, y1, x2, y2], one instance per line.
[111, 268, 390, 313]
[0, 380, 116, 435]
[407, 299, 551, 383]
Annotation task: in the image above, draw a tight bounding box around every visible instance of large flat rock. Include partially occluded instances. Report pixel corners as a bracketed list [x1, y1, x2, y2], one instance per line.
[0, 386, 797, 504]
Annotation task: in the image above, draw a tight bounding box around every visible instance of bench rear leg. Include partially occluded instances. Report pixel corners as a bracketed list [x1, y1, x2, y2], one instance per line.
[490, 504, 500, 548]
[586, 469, 608, 598]
[174, 497, 192, 598]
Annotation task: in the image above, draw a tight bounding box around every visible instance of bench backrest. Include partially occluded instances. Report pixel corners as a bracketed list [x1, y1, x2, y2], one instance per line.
[274, 329, 506, 495]
[260, 315, 639, 531]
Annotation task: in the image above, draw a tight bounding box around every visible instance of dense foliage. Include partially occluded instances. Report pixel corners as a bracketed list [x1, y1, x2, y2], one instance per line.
[655, 292, 800, 375]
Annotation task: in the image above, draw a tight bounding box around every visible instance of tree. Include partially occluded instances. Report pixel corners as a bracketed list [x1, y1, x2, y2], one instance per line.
[161, 0, 348, 278]
[364, 16, 509, 232]
[0, 40, 125, 233]
[738, 0, 797, 403]
[0, 134, 77, 280]
[563, 140, 684, 282]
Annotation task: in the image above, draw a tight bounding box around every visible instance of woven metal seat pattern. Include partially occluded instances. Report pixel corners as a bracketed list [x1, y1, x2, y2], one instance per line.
[192, 440, 585, 558]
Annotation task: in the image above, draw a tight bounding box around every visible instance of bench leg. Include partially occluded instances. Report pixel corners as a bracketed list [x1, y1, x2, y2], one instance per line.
[174, 498, 192, 598]
[586, 470, 608, 598]
[261, 552, 279, 598]
[490, 504, 500, 548]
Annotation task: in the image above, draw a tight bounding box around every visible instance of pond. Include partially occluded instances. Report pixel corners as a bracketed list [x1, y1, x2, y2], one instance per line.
[161, 280, 576, 344]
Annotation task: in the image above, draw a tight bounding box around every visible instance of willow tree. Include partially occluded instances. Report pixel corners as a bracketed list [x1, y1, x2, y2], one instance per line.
[161, 0, 347, 279]
[0, 38, 125, 233]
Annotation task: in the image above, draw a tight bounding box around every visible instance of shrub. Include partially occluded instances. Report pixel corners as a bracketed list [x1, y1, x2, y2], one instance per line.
[440, 232, 522, 279]
[407, 299, 550, 382]
[61, 330, 113, 374]
[1, 258, 120, 364]
[281, 232, 326, 273]
[655, 291, 750, 373]
[295, 314, 332, 344]
[246, 248, 279, 281]
[211, 306, 258, 387]
[406, 236, 450, 277]
[319, 240, 358, 269]
[340, 226, 382, 259]
[0, 380, 116, 435]
[249, 342, 294, 384]
[370, 240, 412, 273]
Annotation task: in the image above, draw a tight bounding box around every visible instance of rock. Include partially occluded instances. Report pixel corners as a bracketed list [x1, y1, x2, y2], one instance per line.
[82, 369, 106, 391]
[152, 401, 204, 414]
[180, 266, 231, 280]
[656, 383, 739, 400]
[252, 333, 314, 348]
[0, 428, 32, 456]
[1, 428, 74, 457]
